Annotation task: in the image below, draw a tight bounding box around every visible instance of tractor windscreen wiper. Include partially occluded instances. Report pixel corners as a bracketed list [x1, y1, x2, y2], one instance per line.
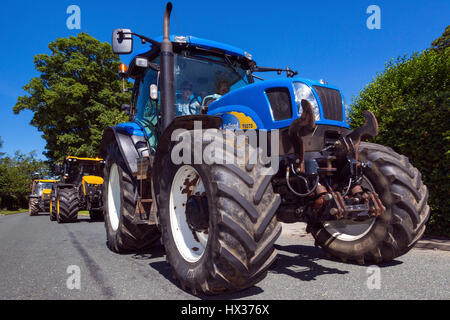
[224, 55, 249, 85]
[253, 66, 298, 78]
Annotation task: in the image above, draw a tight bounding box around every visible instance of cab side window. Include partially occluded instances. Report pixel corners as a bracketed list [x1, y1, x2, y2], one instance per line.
[136, 68, 159, 125]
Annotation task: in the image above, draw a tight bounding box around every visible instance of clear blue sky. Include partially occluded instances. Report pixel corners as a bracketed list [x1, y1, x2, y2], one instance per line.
[0, 0, 448, 160]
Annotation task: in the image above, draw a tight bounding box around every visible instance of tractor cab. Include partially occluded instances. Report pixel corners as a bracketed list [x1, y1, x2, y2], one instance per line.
[61, 156, 104, 186]
[121, 35, 255, 148]
[31, 179, 58, 198]
[28, 179, 59, 216]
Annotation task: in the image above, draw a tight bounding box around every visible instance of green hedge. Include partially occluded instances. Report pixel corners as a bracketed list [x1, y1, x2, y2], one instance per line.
[349, 45, 450, 237]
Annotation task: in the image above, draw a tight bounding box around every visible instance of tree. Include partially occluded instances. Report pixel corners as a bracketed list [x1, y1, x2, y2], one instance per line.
[0, 136, 4, 158]
[349, 26, 450, 236]
[0, 151, 49, 210]
[13, 33, 130, 164]
[431, 25, 450, 50]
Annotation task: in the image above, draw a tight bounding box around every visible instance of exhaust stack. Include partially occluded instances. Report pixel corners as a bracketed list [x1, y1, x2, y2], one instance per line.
[160, 2, 174, 131]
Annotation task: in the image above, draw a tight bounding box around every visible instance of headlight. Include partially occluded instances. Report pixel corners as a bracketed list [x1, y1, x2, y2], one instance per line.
[292, 82, 320, 121]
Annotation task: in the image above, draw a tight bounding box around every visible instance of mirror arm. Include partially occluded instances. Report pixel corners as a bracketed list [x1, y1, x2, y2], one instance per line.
[130, 32, 161, 48]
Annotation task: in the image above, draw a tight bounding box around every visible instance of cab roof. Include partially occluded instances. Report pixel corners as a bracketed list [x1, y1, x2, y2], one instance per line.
[34, 179, 59, 183]
[128, 35, 253, 65]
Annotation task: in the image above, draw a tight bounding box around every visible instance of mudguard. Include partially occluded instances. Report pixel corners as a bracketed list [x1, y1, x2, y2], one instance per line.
[99, 123, 150, 176]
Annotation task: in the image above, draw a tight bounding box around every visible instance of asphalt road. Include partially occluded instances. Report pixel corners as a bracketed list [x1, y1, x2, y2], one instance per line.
[0, 212, 449, 300]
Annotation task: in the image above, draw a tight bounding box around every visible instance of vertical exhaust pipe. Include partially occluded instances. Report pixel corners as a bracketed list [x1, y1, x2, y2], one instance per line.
[160, 2, 174, 131]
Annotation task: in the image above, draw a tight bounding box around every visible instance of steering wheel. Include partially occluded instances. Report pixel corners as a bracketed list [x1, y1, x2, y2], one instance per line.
[188, 95, 202, 115]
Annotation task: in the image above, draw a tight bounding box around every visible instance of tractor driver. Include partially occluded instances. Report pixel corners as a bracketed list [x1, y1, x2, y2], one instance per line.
[203, 80, 231, 108]
[175, 81, 200, 116]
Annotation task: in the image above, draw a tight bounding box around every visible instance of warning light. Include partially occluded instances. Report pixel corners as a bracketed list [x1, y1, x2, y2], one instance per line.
[119, 63, 128, 75]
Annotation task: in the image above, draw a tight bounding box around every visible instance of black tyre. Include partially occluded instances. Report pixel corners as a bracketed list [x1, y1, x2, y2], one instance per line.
[308, 142, 430, 264]
[49, 195, 56, 221]
[103, 143, 160, 253]
[56, 188, 79, 223]
[89, 209, 104, 222]
[28, 197, 39, 216]
[158, 130, 281, 295]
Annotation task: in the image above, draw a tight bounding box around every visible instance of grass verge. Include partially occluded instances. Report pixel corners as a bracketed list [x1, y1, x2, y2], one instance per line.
[78, 210, 89, 216]
[0, 209, 27, 216]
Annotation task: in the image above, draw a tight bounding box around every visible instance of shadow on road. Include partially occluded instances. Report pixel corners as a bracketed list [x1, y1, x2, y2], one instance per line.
[142, 243, 265, 299]
[125, 241, 403, 299]
[271, 244, 349, 281]
[275, 243, 403, 269]
[149, 259, 265, 300]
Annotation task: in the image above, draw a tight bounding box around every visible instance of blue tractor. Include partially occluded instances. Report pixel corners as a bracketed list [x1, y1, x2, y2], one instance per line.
[100, 3, 429, 294]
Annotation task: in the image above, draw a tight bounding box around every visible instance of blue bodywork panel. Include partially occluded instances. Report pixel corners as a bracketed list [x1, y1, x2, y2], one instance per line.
[207, 78, 349, 131]
[130, 35, 252, 65]
[117, 122, 145, 137]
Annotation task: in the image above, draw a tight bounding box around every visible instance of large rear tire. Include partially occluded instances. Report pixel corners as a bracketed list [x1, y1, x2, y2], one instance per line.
[103, 143, 160, 253]
[158, 130, 281, 295]
[56, 188, 79, 223]
[28, 198, 39, 216]
[308, 142, 430, 264]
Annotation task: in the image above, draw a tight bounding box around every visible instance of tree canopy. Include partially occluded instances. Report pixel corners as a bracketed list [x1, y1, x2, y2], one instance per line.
[349, 26, 450, 236]
[13, 32, 130, 164]
[0, 151, 49, 210]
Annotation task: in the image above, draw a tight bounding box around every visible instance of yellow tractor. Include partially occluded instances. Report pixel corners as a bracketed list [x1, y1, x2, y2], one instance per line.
[50, 156, 105, 223]
[28, 179, 59, 216]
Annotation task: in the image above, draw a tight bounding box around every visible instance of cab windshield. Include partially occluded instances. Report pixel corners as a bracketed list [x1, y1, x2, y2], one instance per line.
[35, 183, 53, 196]
[134, 51, 250, 149]
[174, 52, 249, 115]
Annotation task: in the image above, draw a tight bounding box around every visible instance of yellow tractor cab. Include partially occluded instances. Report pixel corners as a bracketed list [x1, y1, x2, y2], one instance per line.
[51, 156, 105, 222]
[28, 179, 59, 216]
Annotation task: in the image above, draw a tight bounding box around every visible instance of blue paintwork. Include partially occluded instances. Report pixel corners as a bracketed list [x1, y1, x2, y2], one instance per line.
[129, 35, 251, 65]
[117, 122, 145, 137]
[207, 78, 349, 130]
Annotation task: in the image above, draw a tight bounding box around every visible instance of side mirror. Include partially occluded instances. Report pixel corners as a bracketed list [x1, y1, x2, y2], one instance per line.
[112, 29, 133, 54]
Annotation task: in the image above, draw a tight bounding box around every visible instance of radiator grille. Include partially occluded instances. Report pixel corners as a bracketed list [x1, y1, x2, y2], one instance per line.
[313, 86, 343, 121]
[266, 87, 293, 121]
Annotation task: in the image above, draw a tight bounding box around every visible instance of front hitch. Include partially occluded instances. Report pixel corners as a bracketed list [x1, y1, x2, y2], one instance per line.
[338, 110, 379, 160]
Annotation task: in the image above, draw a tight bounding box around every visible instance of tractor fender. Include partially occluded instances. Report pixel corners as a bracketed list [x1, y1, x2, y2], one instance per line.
[152, 115, 222, 209]
[99, 124, 149, 176]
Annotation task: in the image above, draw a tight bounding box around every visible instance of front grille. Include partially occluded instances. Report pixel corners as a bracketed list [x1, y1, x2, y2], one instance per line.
[265, 87, 293, 121]
[313, 86, 343, 121]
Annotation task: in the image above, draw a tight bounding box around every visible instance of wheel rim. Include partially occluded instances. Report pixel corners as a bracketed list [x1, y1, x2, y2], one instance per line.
[169, 165, 209, 263]
[323, 176, 377, 242]
[107, 163, 121, 231]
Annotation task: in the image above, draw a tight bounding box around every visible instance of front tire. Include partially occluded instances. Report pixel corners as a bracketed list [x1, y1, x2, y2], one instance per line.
[309, 142, 430, 264]
[158, 130, 281, 295]
[28, 198, 39, 216]
[103, 143, 160, 253]
[56, 188, 79, 223]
